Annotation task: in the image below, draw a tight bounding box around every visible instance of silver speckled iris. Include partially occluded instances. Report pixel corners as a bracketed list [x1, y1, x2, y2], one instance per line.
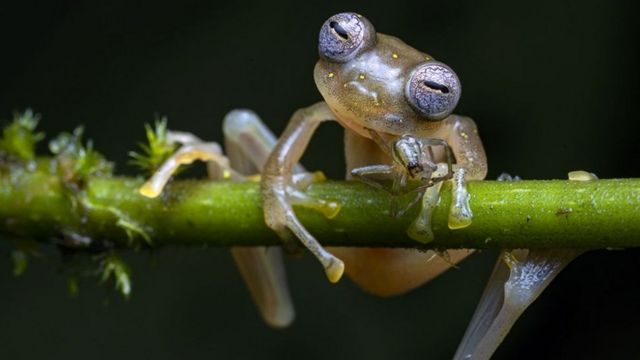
[318, 12, 372, 62]
[406, 62, 461, 120]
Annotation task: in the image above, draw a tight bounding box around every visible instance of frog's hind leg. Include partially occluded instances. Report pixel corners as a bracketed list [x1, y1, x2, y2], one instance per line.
[223, 109, 297, 328]
[453, 249, 581, 360]
[453, 171, 596, 360]
[138, 110, 295, 328]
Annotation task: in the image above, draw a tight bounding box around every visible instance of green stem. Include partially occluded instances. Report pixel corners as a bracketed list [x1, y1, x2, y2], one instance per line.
[1, 168, 639, 249]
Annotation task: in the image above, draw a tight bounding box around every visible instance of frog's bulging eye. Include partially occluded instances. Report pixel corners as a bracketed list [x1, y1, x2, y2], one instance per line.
[406, 62, 461, 120]
[319, 12, 375, 62]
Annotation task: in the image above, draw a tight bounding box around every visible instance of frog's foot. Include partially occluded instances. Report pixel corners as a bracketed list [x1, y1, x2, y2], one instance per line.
[139, 134, 240, 198]
[453, 170, 598, 359]
[261, 102, 344, 283]
[281, 171, 342, 220]
[453, 249, 582, 360]
[496, 172, 522, 181]
[448, 167, 473, 229]
[264, 175, 344, 283]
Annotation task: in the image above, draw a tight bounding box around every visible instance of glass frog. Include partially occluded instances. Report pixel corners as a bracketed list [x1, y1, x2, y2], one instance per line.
[138, 12, 578, 360]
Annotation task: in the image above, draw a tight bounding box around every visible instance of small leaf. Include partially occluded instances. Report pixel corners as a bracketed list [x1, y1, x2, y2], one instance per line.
[0, 109, 45, 161]
[129, 117, 178, 174]
[99, 254, 132, 299]
[49, 127, 113, 183]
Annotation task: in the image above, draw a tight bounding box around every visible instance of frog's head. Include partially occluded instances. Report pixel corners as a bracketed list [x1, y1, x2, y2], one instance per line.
[314, 12, 461, 137]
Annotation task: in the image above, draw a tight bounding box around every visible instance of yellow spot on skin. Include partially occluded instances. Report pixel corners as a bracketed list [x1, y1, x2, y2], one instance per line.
[392, 53, 398, 59]
[425, 56, 432, 61]
[327, 72, 334, 78]
[358, 74, 365, 80]
[460, 131, 469, 142]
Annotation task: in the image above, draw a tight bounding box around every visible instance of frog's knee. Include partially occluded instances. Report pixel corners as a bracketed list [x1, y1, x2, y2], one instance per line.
[223, 109, 276, 144]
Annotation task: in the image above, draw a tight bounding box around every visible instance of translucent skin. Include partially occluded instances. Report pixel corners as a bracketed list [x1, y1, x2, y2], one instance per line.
[315, 33, 441, 137]
[140, 13, 573, 358]
[311, 30, 487, 295]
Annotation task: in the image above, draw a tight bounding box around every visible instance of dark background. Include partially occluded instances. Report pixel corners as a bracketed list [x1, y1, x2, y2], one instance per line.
[1, 1, 639, 359]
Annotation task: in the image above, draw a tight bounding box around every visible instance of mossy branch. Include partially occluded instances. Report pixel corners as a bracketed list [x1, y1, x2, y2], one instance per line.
[1, 168, 639, 249]
[0, 110, 639, 297]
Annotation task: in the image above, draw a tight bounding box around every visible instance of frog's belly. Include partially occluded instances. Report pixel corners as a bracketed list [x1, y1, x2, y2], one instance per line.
[338, 128, 472, 297]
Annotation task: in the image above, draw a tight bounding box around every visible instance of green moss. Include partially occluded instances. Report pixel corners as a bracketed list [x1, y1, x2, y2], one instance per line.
[49, 127, 113, 184]
[0, 109, 45, 162]
[99, 253, 132, 299]
[129, 117, 178, 174]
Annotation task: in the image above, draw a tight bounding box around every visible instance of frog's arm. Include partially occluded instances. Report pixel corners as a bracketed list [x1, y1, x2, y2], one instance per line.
[443, 115, 488, 229]
[444, 115, 488, 180]
[335, 130, 472, 296]
[261, 101, 345, 283]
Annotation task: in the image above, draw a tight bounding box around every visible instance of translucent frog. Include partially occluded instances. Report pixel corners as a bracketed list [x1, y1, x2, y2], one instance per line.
[138, 12, 579, 359]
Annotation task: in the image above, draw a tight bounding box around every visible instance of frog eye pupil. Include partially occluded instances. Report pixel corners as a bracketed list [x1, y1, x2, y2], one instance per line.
[329, 21, 350, 40]
[423, 81, 450, 94]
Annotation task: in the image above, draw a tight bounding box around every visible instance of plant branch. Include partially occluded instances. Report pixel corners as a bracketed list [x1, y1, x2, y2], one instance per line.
[1, 167, 639, 249]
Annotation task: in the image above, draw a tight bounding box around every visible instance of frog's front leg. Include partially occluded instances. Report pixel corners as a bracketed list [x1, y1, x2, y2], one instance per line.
[443, 115, 488, 229]
[453, 171, 595, 360]
[333, 129, 472, 296]
[261, 101, 345, 283]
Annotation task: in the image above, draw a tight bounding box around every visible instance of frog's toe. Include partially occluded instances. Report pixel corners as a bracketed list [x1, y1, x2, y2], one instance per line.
[568, 170, 598, 181]
[407, 163, 449, 243]
[289, 187, 341, 219]
[325, 257, 345, 283]
[407, 180, 444, 243]
[139, 142, 233, 198]
[496, 172, 521, 181]
[448, 167, 473, 229]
